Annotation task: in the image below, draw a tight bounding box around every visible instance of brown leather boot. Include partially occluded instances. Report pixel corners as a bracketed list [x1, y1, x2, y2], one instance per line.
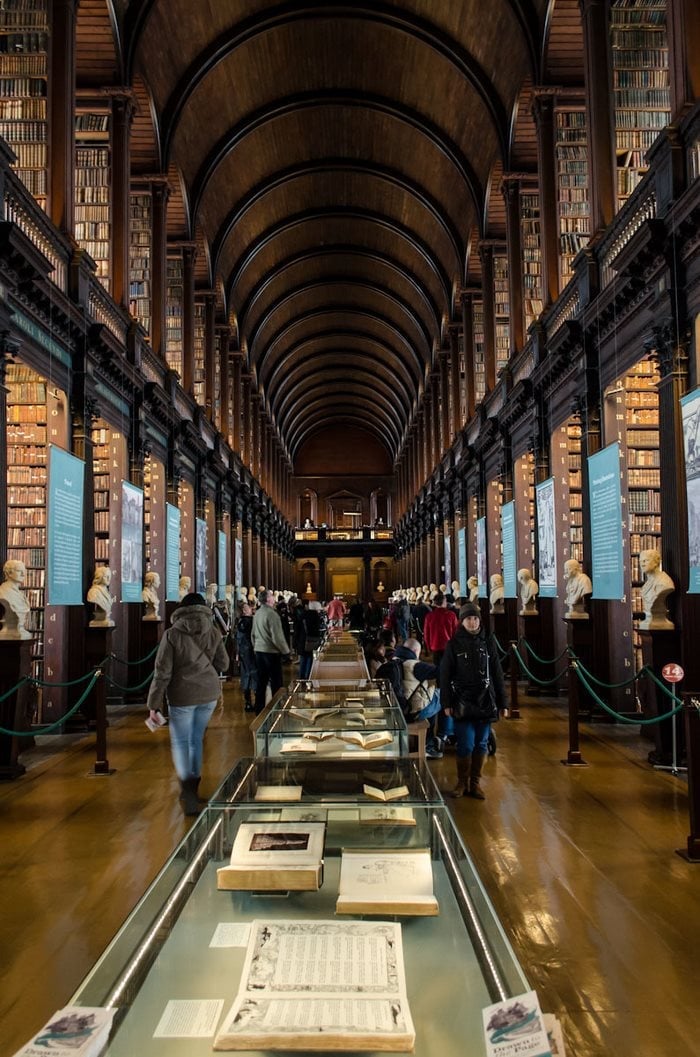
[450, 754, 471, 798]
[180, 778, 201, 816]
[468, 750, 487, 800]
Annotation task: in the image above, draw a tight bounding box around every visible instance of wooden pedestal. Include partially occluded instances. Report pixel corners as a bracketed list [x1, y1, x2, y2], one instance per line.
[0, 639, 33, 779]
[639, 629, 684, 765]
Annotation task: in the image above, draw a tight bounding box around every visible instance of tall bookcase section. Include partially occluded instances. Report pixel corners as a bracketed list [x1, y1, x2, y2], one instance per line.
[91, 420, 125, 595]
[555, 105, 589, 289]
[143, 452, 165, 579]
[514, 452, 536, 571]
[193, 299, 206, 407]
[74, 104, 111, 291]
[129, 189, 152, 337]
[520, 190, 543, 331]
[213, 329, 222, 427]
[568, 420, 584, 564]
[165, 254, 183, 377]
[0, 0, 48, 208]
[179, 477, 195, 581]
[473, 300, 486, 405]
[610, 0, 670, 211]
[493, 252, 510, 377]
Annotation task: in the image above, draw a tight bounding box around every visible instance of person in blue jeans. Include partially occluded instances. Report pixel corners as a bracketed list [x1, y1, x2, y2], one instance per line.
[147, 592, 229, 815]
[439, 603, 506, 799]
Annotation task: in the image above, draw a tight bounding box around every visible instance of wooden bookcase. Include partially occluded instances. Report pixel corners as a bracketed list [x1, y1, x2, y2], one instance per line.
[610, 0, 670, 210]
[568, 420, 584, 564]
[520, 190, 543, 331]
[74, 106, 111, 291]
[472, 300, 485, 405]
[554, 105, 589, 289]
[165, 254, 183, 377]
[129, 190, 152, 337]
[0, 0, 48, 209]
[493, 252, 510, 376]
[193, 299, 205, 407]
[91, 420, 125, 577]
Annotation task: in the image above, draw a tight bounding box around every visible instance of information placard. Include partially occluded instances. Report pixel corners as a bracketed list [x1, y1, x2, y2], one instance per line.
[217, 530, 227, 600]
[47, 446, 85, 605]
[476, 516, 487, 597]
[501, 501, 517, 598]
[536, 477, 557, 597]
[589, 443, 624, 600]
[166, 503, 181, 602]
[443, 534, 452, 588]
[195, 517, 207, 594]
[234, 537, 243, 591]
[681, 387, 700, 592]
[457, 527, 467, 596]
[121, 481, 144, 602]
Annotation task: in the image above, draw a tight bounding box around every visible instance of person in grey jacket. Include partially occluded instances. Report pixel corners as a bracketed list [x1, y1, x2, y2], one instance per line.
[251, 589, 290, 714]
[147, 593, 229, 815]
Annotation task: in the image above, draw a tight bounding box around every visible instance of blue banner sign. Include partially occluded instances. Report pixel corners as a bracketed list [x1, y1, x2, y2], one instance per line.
[536, 477, 557, 598]
[501, 501, 517, 598]
[218, 530, 227, 599]
[166, 504, 181, 602]
[47, 446, 85, 605]
[120, 481, 144, 602]
[589, 443, 624, 600]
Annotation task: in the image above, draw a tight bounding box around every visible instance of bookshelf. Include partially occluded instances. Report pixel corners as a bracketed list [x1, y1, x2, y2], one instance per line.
[493, 252, 510, 376]
[165, 255, 183, 377]
[92, 420, 125, 576]
[213, 329, 222, 425]
[143, 453, 165, 575]
[0, 0, 48, 209]
[129, 190, 152, 337]
[610, 0, 671, 210]
[520, 190, 543, 331]
[473, 300, 485, 405]
[193, 299, 206, 407]
[75, 108, 111, 291]
[568, 420, 583, 563]
[555, 106, 590, 288]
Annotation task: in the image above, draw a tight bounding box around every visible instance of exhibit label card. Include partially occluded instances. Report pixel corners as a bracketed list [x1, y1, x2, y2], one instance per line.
[153, 999, 223, 1038]
[166, 503, 181, 602]
[482, 990, 552, 1057]
[588, 443, 624, 600]
[501, 501, 517, 598]
[681, 388, 700, 592]
[536, 478, 557, 597]
[120, 481, 143, 602]
[47, 446, 84, 605]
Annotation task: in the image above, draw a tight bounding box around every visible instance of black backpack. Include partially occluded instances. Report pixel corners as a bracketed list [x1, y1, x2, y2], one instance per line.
[375, 657, 408, 714]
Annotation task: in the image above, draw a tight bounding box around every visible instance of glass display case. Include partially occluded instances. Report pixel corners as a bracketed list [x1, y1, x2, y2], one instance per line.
[253, 683, 408, 758]
[70, 766, 529, 1056]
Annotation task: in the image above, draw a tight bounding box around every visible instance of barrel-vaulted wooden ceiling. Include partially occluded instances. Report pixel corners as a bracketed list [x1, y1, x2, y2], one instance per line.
[77, 1, 584, 469]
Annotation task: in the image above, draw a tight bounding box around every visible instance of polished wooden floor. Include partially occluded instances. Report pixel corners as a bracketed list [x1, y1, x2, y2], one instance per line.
[0, 680, 696, 1057]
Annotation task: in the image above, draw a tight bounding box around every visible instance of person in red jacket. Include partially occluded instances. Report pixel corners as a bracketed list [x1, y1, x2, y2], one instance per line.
[422, 592, 458, 668]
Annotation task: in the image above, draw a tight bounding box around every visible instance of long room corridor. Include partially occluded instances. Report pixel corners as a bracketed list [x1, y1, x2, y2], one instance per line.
[0, 681, 695, 1057]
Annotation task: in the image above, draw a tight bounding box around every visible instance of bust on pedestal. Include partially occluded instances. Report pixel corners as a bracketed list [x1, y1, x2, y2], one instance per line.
[489, 573, 504, 614]
[0, 560, 32, 640]
[88, 566, 115, 627]
[467, 576, 479, 603]
[178, 575, 191, 602]
[518, 568, 539, 616]
[564, 558, 592, 620]
[142, 571, 161, 621]
[639, 549, 674, 630]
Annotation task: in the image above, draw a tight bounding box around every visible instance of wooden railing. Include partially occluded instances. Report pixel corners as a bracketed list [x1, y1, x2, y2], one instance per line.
[3, 168, 71, 293]
[599, 171, 657, 290]
[87, 278, 130, 343]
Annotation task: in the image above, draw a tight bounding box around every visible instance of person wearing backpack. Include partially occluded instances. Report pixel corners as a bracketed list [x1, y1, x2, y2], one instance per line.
[439, 602, 506, 799]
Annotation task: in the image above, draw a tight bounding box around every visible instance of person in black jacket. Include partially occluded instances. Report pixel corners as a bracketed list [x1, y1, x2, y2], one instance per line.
[439, 602, 506, 800]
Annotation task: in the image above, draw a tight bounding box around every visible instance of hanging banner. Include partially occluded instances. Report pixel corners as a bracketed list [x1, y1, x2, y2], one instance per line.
[166, 503, 181, 602]
[476, 516, 487, 597]
[195, 517, 208, 594]
[234, 537, 243, 592]
[501, 501, 517, 598]
[536, 477, 557, 597]
[218, 530, 227, 599]
[46, 446, 85, 605]
[589, 443, 624, 600]
[457, 527, 467, 597]
[443, 534, 452, 588]
[681, 387, 700, 592]
[120, 481, 144, 602]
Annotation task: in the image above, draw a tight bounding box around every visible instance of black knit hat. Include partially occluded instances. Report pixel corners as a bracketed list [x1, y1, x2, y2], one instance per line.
[459, 602, 481, 620]
[179, 592, 207, 607]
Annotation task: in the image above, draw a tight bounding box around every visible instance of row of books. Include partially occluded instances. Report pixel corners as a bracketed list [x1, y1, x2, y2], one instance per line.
[628, 488, 661, 512]
[0, 118, 45, 140]
[0, 53, 46, 75]
[7, 485, 45, 504]
[8, 507, 45, 525]
[7, 526, 44, 546]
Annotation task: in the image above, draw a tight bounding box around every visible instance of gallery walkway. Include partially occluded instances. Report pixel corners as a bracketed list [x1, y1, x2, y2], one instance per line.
[0, 682, 695, 1057]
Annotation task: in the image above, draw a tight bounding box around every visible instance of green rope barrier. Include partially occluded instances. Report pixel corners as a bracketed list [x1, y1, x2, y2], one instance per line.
[568, 652, 645, 691]
[512, 645, 569, 687]
[520, 638, 570, 667]
[493, 637, 508, 658]
[30, 663, 108, 689]
[573, 663, 682, 724]
[110, 644, 159, 666]
[0, 675, 31, 703]
[106, 672, 154, 693]
[0, 670, 101, 737]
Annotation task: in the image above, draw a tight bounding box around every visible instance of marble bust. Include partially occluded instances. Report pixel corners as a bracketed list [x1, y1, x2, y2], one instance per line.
[489, 573, 504, 614]
[518, 568, 539, 616]
[467, 575, 479, 603]
[205, 581, 218, 607]
[0, 559, 32, 639]
[142, 571, 161, 621]
[639, 549, 674, 630]
[178, 575, 191, 602]
[564, 558, 592, 620]
[88, 566, 115, 627]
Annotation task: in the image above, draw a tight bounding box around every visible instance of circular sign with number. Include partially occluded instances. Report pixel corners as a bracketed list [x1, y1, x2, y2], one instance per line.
[662, 663, 684, 683]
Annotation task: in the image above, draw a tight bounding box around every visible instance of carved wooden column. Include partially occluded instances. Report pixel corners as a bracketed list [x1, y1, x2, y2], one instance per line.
[461, 291, 476, 422]
[502, 176, 524, 354]
[668, 0, 700, 119]
[204, 293, 216, 421]
[532, 90, 560, 307]
[479, 243, 497, 393]
[448, 326, 461, 441]
[109, 91, 135, 310]
[150, 179, 170, 359]
[49, 0, 76, 233]
[181, 243, 196, 396]
[579, 0, 616, 232]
